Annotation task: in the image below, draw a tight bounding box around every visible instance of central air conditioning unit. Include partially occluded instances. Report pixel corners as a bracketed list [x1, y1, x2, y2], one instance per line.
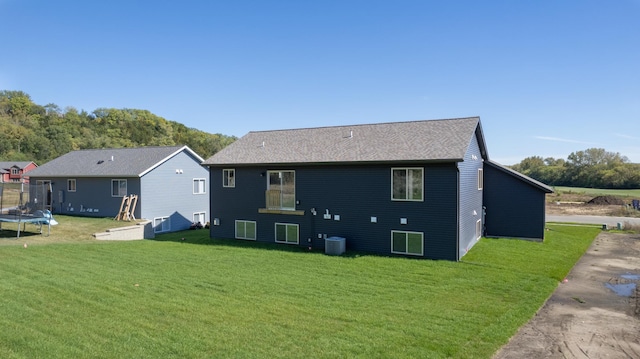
[325, 236, 346, 256]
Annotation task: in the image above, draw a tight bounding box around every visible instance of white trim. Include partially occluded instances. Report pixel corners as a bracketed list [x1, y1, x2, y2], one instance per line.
[391, 167, 424, 202]
[111, 179, 127, 197]
[67, 179, 77, 192]
[391, 230, 424, 256]
[274, 222, 299, 244]
[223, 169, 235, 188]
[235, 220, 257, 240]
[193, 211, 206, 225]
[193, 178, 206, 194]
[477, 168, 483, 190]
[154, 216, 170, 233]
[476, 219, 482, 240]
[138, 146, 205, 177]
[267, 170, 296, 210]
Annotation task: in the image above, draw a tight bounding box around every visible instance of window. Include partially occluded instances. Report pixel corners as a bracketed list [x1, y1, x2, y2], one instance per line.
[275, 223, 298, 244]
[391, 230, 424, 256]
[193, 212, 206, 226]
[392, 168, 423, 201]
[154, 216, 170, 233]
[11, 168, 19, 175]
[267, 170, 295, 210]
[111, 179, 127, 197]
[235, 220, 257, 240]
[478, 168, 483, 190]
[67, 179, 76, 192]
[193, 178, 206, 194]
[223, 169, 235, 188]
[476, 219, 482, 240]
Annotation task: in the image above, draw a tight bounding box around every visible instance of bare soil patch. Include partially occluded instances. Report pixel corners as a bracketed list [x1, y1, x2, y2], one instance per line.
[493, 231, 640, 358]
[546, 193, 640, 218]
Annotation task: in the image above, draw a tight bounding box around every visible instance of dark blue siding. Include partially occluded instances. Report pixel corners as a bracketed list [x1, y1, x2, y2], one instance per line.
[457, 134, 484, 259]
[210, 163, 460, 260]
[30, 176, 140, 218]
[483, 164, 547, 240]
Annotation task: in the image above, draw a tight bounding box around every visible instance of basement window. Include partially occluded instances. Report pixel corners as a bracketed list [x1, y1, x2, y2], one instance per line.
[235, 220, 256, 240]
[275, 223, 298, 244]
[391, 230, 424, 256]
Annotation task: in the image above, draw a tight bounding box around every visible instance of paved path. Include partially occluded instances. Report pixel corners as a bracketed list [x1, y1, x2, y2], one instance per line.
[547, 215, 640, 228]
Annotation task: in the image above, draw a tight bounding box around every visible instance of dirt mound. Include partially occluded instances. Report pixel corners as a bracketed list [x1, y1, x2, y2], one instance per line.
[587, 195, 625, 205]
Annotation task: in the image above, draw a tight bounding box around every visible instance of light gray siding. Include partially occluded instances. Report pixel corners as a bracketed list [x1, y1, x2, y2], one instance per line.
[457, 132, 484, 259]
[141, 150, 209, 232]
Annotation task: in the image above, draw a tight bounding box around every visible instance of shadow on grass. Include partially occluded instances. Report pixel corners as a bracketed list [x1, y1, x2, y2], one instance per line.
[150, 229, 406, 260]
[0, 229, 43, 239]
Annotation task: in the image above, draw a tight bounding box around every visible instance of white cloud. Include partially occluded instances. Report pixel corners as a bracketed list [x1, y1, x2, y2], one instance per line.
[533, 136, 596, 145]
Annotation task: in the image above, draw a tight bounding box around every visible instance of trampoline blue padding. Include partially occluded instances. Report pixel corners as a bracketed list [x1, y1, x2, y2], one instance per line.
[0, 210, 58, 238]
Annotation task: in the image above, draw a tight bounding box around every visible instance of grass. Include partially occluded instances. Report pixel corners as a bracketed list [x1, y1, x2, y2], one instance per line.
[553, 186, 640, 198]
[0, 219, 600, 358]
[0, 215, 143, 243]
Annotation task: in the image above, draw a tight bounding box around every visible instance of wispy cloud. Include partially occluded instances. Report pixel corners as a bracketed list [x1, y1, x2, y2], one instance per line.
[533, 136, 596, 145]
[615, 133, 640, 140]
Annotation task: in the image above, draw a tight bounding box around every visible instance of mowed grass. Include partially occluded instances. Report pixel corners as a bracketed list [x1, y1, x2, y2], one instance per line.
[0, 220, 599, 358]
[553, 186, 640, 198]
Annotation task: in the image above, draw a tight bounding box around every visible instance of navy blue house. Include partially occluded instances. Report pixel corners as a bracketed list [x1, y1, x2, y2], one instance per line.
[27, 146, 210, 234]
[203, 117, 552, 261]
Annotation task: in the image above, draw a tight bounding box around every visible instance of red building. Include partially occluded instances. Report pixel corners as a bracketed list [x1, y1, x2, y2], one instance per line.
[0, 161, 38, 184]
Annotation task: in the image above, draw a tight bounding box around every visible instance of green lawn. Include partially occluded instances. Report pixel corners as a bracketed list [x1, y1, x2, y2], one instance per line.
[553, 186, 640, 197]
[0, 221, 600, 358]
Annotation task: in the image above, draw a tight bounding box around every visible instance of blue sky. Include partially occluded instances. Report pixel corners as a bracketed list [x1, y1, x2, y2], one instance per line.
[1, 1, 639, 165]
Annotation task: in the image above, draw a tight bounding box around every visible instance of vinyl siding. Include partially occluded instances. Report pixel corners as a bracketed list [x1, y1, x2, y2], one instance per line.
[141, 150, 210, 232]
[29, 176, 141, 217]
[457, 133, 484, 259]
[483, 163, 547, 240]
[210, 162, 460, 260]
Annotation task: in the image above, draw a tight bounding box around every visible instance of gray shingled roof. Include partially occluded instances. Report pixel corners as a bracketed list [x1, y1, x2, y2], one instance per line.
[203, 117, 485, 166]
[27, 146, 202, 177]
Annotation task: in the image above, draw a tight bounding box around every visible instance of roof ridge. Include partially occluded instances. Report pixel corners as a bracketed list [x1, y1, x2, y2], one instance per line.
[247, 116, 480, 134]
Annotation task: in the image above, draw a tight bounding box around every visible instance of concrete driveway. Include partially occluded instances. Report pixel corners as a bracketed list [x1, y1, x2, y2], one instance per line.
[547, 214, 640, 228]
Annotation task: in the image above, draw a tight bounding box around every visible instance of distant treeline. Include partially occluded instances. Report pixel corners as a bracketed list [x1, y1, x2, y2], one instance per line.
[0, 90, 236, 163]
[511, 148, 640, 189]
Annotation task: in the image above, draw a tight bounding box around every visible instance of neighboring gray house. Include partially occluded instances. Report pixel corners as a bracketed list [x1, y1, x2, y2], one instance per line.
[203, 117, 553, 261]
[26, 146, 209, 233]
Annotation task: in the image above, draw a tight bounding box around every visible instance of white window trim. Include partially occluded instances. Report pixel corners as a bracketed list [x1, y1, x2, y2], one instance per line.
[111, 179, 127, 197]
[391, 230, 424, 256]
[391, 168, 424, 202]
[154, 216, 170, 233]
[67, 179, 77, 192]
[476, 219, 482, 240]
[235, 220, 257, 241]
[193, 211, 206, 225]
[478, 168, 484, 190]
[267, 170, 296, 210]
[274, 222, 299, 244]
[223, 169, 235, 188]
[193, 178, 206, 194]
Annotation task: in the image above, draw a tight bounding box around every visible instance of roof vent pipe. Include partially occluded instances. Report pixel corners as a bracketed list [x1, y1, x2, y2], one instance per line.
[349, 130, 353, 138]
[110, 155, 114, 161]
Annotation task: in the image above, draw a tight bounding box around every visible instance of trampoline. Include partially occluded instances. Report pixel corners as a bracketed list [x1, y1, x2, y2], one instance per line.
[0, 182, 58, 239]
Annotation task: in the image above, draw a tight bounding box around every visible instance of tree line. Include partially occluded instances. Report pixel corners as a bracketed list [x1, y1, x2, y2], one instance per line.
[0, 90, 236, 163]
[510, 148, 640, 189]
